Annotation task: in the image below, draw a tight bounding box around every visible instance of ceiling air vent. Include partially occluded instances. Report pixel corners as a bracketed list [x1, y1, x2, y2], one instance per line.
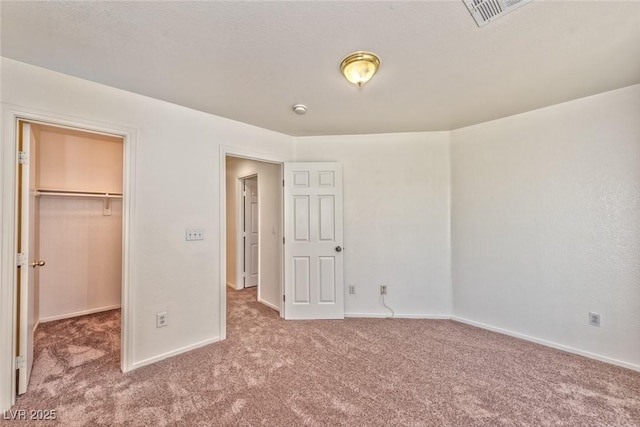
[463, 0, 533, 27]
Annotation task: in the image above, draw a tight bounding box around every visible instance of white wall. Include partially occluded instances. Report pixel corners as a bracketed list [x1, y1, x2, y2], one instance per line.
[0, 58, 294, 380]
[451, 85, 640, 368]
[35, 125, 124, 193]
[255, 161, 282, 310]
[295, 132, 452, 317]
[38, 198, 122, 321]
[225, 157, 282, 311]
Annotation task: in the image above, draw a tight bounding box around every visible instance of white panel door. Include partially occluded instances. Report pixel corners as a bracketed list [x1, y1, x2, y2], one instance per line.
[284, 163, 344, 319]
[244, 177, 259, 288]
[18, 122, 39, 395]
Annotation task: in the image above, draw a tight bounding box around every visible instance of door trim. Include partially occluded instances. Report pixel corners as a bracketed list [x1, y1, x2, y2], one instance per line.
[219, 146, 286, 340]
[0, 105, 137, 412]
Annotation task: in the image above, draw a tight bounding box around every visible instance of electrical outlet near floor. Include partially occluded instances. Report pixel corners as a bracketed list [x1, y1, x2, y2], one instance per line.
[157, 312, 168, 328]
[380, 285, 387, 295]
[348, 285, 356, 295]
[186, 228, 204, 241]
[588, 312, 601, 327]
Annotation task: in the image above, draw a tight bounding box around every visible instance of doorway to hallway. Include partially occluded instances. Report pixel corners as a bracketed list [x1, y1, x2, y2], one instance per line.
[224, 155, 282, 314]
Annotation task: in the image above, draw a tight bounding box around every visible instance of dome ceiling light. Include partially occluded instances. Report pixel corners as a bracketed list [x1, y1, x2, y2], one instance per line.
[340, 51, 381, 87]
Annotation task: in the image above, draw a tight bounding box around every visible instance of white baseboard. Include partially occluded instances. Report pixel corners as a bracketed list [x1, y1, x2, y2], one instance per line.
[226, 281, 244, 291]
[345, 312, 451, 319]
[451, 316, 640, 372]
[258, 298, 280, 312]
[39, 304, 121, 323]
[131, 336, 221, 370]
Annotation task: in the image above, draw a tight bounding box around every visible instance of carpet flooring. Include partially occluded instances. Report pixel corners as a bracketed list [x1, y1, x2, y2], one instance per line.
[6, 288, 640, 426]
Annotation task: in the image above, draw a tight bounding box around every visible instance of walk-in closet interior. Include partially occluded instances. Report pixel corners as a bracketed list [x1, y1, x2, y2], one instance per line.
[29, 123, 123, 332]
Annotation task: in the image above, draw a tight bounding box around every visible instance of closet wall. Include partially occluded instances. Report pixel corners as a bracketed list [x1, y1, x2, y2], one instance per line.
[35, 124, 123, 322]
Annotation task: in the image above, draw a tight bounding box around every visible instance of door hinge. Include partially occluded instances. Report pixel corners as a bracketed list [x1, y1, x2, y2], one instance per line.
[16, 355, 25, 370]
[282, 237, 285, 244]
[18, 151, 28, 165]
[282, 179, 285, 187]
[17, 253, 26, 267]
[283, 295, 286, 302]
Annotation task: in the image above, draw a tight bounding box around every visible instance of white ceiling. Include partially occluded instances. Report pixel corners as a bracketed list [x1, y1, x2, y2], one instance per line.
[1, 1, 639, 136]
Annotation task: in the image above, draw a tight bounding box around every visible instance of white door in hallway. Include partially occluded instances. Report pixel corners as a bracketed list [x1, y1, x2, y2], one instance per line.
[17, 122, 40, 395]
[284, 163, 344, 319]
[244, 177, 259, 288]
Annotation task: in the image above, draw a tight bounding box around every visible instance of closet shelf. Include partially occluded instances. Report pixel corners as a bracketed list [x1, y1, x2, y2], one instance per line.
[36, 189, 122, 199]
[36, 189, 122, 215]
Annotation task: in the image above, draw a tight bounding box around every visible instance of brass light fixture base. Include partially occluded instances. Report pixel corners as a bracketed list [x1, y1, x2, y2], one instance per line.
[340, 51, 381, 87]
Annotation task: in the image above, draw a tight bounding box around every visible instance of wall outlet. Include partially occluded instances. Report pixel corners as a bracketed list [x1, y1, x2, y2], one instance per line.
[588, 312, 601, 327]
[186, 229, 204, 241]
[156, 312, 168, 328]
[380, 285, 387, 295]
[348, 285, 356, 295]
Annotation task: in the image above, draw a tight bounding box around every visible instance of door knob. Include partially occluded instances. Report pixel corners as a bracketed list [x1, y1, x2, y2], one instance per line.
[30, 260, 46, 268]
[335, 246, 342, 252]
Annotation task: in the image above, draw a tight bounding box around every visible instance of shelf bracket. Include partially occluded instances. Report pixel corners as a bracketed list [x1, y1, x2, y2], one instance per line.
[103, 193, 112, 216]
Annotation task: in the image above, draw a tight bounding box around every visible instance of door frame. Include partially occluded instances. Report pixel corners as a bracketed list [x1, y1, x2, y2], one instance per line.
[0, 105, 137, 411]
[237, 173, 258, 291]
[219, 146, 285, 340]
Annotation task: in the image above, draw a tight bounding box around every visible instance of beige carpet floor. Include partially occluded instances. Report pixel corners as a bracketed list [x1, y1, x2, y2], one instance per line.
[6, 288, 640, 426]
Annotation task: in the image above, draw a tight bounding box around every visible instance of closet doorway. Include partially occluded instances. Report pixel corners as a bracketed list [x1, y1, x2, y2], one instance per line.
[15, 120, 125, 395]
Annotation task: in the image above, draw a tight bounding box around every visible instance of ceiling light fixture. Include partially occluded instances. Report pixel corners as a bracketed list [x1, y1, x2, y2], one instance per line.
[340, 51, 381, 87]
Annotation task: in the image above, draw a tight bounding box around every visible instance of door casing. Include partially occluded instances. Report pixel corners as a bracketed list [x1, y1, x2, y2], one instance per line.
[219, 146, 286, 340]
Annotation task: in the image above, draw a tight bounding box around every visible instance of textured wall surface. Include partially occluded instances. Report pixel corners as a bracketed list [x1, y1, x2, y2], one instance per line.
[39, 198, 122, 321]
[1, 58, 294, 372]
[451, 85, 640, 367]
[295, 132, 452, 317]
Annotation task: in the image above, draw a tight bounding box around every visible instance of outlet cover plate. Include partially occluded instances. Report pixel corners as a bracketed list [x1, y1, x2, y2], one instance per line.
[588, 312, 601, 327]
[186, 229, 204, 241]
[157, 312, 168, 328]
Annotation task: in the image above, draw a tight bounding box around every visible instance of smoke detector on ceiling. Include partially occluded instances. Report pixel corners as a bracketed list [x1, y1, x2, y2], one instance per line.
[292, 104, 307, 115]
[463, 0, 533, 27]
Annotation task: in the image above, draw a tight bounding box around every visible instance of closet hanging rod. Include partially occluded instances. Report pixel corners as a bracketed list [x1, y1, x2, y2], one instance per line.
[35, 189, 122, 199]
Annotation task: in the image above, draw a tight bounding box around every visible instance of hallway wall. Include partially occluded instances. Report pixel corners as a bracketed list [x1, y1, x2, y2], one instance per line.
[225, 157, 282, 311]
